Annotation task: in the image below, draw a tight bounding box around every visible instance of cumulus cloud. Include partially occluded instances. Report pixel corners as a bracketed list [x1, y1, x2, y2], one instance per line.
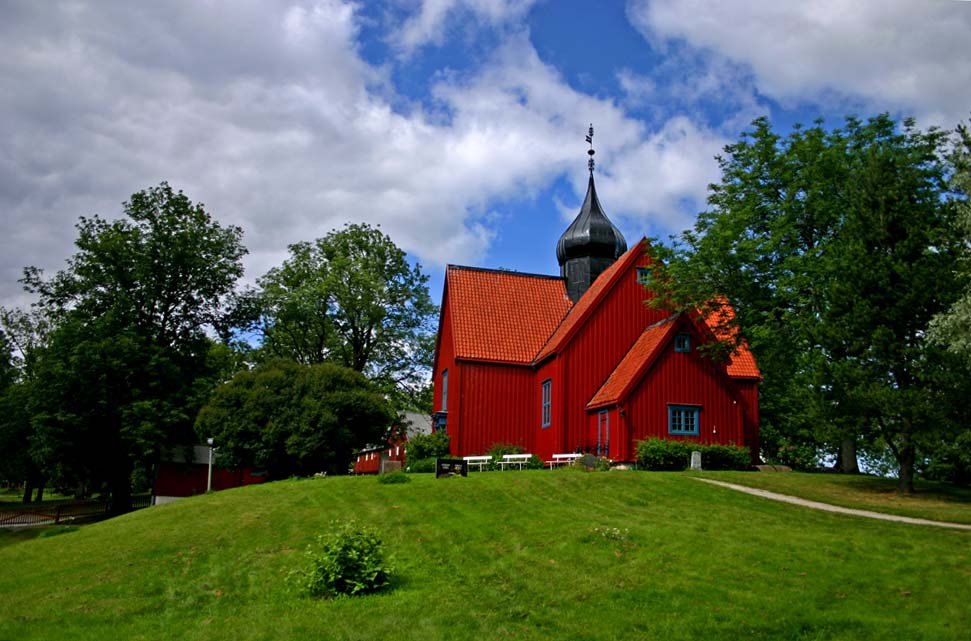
[391, 0, 539, 53]
[627, 0, 971, 126]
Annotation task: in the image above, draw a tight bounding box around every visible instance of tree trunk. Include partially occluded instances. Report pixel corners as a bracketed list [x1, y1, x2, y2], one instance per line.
[108, 462, 133, 515]
[21, 482, 33, 504]
[896, 434, 916, 494]
[835, 438, 860, 474]
[35, 483, 45, 502]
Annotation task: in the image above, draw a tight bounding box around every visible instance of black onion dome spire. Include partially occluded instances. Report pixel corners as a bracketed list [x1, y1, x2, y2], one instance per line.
[556, 125, 627, 302]
[555, 173, 628, 264]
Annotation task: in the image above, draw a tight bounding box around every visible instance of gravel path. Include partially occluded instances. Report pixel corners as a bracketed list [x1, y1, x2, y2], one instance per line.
[694, 478, 971, 531]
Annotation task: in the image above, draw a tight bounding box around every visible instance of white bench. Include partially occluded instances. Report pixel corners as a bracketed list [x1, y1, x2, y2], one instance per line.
[463, 455, 492, 471]
[546, 453, 583, 469]
[497, 453, 532, 470]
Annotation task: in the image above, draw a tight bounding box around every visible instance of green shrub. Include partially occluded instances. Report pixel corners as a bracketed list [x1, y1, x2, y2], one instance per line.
[702, 444, 751, 470]
[635, 438, 751, 471]
[293, 520, 392, 598]
[377, 470, 411, 484]
[405, 430, 450, 462]
[527, 454, 544, 470]
[485, 442, 524, 470]
[405, 457, 436, 473]
[635, 438, 692, 470]
[594, 456, 612, 472]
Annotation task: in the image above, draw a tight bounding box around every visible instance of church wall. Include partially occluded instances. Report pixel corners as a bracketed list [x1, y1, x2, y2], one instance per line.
[560, 256, 668, 454]
[455, 362, 535, 456]
[433, 296, 460, 453]
[625, 345, 748, 452]
[534, 356, 566, 460]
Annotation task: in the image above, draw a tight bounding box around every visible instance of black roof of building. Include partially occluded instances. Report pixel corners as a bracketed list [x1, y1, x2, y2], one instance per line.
[556, 174, 627, 265]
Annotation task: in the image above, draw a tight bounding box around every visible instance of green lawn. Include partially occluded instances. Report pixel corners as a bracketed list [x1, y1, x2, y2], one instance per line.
[1, 471, 968, 640]
[694, 471, 971, 525]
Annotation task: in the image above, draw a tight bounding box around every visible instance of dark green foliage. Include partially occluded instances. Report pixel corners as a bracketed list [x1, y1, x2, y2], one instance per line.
[403, 429, 450, 462]
[19, 183, 245, 512]
[196, 359, 393, 478]
[635, 439, 749, 471]
[701, 444, 751, 471]
[237, 223, 437, 412]
[377, 471, 410, 484]
[405, 457, 436, 474]
[635, 439, 693, 471]
[527, 455, 544, 470]
[293, 521, 392, 598]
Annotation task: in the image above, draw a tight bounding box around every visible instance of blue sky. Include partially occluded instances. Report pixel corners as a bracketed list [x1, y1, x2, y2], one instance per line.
[1, 0, 969, 308]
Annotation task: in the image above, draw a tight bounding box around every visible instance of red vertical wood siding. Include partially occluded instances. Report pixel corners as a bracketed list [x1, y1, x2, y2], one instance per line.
[560, 259, 668, 453]
[625, 346, 748, 449]
[456, 362, 535, 456]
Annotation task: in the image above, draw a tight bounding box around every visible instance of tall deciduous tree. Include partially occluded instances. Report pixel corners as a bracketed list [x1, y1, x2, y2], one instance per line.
[23, 183, 246, 512]
[195, 359, 393, 478]
[239, 223, 437, 409]
[645, 115, 965, 491]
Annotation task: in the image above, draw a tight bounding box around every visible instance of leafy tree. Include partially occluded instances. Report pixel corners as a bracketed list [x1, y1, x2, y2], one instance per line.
[23, 183, 246, 512]
[0, 308, 51, 501]
[238, 223, 437, 409]
[195, 359, 393, 478]
[646, 115, 965, 491]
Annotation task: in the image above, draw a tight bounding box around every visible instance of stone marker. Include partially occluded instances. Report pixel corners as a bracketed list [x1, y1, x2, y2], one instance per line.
[690, 451, 702, 471]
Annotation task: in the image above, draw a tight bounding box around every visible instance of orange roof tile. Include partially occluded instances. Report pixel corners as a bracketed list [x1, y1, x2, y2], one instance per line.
[703, 301, 761, 379]
[587, 316, 679, 409]
[534, 238, 649, 363]
[446, 266, 573, 364]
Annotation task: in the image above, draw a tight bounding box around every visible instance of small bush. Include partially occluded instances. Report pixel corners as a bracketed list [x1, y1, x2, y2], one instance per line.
[486, 442, 524, 470]
[377, 471, 411, 484]
[594, 456, 612, 472]
[635, 438, 693, 471]
[405, 430, 450, 462]
[527, 454, 544, 470]
[293, 521, 392, 598]
[405, 457, 436, 473]
[635, 438, 750, 471]
[702, 444, 751, 470]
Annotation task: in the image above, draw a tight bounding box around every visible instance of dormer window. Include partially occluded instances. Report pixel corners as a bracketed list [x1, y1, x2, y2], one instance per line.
[674, 334, 691, 353]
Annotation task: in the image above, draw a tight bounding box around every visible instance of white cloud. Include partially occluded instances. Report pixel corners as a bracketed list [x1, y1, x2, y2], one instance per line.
[391, 0, 539, 54]
[627, 0, 971, 126]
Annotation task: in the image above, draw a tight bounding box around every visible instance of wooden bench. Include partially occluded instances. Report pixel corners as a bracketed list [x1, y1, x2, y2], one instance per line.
[462, 455, 492, 471]
[546, 453, 583, 469]
[497, 453, 532, 470]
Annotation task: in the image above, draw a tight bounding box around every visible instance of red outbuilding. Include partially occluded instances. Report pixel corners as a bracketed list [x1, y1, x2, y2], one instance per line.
[432, 157, 760, 464]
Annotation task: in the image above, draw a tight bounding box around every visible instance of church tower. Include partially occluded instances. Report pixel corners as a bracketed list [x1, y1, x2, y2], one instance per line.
[556, 125, 627, 302]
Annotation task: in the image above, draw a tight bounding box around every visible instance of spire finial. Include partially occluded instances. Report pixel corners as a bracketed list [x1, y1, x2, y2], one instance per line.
[585, 123, 595, 175]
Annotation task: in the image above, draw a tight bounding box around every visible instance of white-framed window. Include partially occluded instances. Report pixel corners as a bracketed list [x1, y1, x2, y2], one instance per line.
[441, 369, 448, 411]
[541, 379, 552, 428]
[636, 266, 652, 284]
[668, 405, 700, 435]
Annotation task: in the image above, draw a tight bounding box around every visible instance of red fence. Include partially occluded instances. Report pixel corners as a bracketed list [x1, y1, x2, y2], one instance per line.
[0, 495, 152, 527]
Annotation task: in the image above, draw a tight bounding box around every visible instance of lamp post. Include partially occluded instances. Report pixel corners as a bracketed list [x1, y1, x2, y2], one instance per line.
[206, 438, 215, 493]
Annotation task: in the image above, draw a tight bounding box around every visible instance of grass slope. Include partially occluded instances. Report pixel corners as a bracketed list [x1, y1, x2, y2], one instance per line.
[1, 472, 968, 641]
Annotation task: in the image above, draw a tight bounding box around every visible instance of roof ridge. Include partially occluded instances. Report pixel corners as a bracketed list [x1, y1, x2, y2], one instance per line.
[446, 264, 566, 281]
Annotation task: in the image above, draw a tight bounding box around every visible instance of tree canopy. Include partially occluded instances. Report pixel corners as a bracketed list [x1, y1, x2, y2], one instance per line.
[237, 222, 437, 410]
[645, 114, 968, 491]
[195, 359, 393, 478]
[21, 183, 246, 511]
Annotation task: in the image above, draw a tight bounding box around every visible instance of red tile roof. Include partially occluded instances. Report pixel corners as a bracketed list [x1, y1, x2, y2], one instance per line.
[534, 238, 649, 363]
[445, 266, 573, 364]
[703, 302, 761, 379]
[587, 316, 679, 409]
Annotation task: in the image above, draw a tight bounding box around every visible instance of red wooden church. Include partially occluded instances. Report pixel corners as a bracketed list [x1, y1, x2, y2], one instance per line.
[432, 138, 760, 463]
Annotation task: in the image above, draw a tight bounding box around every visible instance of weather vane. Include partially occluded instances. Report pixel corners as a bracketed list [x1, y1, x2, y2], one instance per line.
[585, 124, 595, 175]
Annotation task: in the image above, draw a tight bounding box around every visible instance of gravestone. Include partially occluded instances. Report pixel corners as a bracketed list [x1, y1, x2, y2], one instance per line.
[690, 451, 702, 471]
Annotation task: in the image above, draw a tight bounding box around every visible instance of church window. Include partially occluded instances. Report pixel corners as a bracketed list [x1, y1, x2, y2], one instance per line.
[674, 334, 691, 353]
[636, 267, 652, 284]
[541, 379, 552, 427]
[441, 369, 448, 411]
[668, 405, 700, 435]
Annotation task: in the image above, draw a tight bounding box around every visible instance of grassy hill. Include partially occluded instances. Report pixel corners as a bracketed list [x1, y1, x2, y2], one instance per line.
[1, 471, 968, 640]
